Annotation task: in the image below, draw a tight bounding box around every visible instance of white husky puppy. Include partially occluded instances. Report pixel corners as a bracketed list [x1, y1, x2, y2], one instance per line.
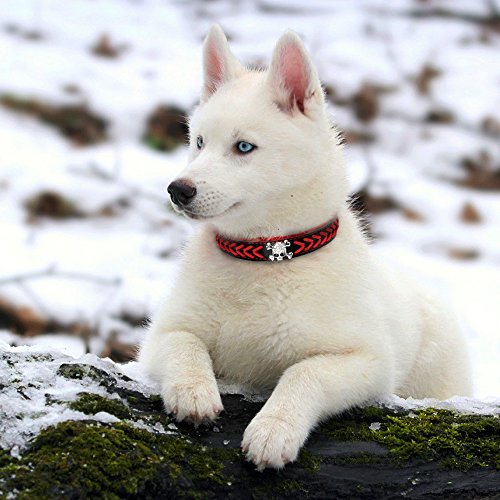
[139, 25, 472, 470]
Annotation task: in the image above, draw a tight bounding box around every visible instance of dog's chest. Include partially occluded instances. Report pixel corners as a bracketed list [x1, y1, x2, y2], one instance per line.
[205, 263, 337, 388]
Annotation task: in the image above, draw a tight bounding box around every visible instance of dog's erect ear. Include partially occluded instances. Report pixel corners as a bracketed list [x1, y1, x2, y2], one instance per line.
[202, 25, 243, 102]
[268, 31, 321, 114]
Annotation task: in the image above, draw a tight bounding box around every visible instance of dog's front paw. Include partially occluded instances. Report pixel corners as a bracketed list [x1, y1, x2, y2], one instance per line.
[162, 376, 223, 425]
[241, 414, 305, 471]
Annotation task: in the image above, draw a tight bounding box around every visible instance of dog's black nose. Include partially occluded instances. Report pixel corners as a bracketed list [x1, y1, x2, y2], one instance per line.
[167, 180, 197, 206]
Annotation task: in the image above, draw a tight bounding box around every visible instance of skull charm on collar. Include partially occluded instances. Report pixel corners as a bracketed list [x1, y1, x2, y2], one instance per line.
[266, 240, 293, 261]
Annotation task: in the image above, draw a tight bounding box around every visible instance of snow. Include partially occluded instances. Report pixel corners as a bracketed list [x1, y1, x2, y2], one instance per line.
[0, 340, 161, 451]
[0, 330, 86, 357]
[378, 393, 500, 417]
[0, 0, 498, 404]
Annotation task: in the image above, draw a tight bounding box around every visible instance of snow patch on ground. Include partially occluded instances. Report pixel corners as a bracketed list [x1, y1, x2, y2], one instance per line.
[378, 394, 500, 417]
[0, 340, 157, 452]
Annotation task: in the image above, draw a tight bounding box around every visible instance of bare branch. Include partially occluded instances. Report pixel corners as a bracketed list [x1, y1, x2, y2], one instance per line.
[373, 6, 500, 28]
[68, 163, 166, 205]
[0, 266, 121, 287]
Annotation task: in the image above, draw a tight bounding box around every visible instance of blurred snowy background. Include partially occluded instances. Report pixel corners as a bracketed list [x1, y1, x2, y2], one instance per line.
[0, 0, 498, 398]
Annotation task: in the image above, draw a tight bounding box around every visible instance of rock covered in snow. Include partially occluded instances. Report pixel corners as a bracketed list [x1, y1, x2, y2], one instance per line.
[0, 342, 499, 499]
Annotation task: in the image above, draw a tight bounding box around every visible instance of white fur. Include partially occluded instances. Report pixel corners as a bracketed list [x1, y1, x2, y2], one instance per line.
[139, 26, 472, 471]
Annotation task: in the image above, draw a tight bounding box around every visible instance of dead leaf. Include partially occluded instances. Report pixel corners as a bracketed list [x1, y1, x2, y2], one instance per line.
[413, 64, 441, 95]
[350, 189, 399, 215]
[352, 84, 379, 122]
[448, 248, 479, 260]
[458, 151, 500, 191]
[91, 33, 126, 59]
[0, 297, 47, 336]
[425, 108, 455, 124]
[341, 129, 376, 144]
[100, 334, 137, 363]
[402, 207, 425, 222]
[460, 202, 482, 223]
[481, 116, 500, 138]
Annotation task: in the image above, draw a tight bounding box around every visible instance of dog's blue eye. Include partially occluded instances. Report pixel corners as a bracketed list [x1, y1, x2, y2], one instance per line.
[236, 141, 255, 154]
[196, 135, 204, 149]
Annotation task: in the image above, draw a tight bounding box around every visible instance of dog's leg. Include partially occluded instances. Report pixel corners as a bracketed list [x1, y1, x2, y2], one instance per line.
[241, 352, 391, 470]
[139, 331, 223, 424]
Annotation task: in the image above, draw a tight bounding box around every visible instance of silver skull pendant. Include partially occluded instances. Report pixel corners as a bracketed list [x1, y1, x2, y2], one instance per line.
[266, 240, 293, 261]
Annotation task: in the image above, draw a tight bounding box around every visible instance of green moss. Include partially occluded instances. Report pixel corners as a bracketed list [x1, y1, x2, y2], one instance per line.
[142, 105, 188, 153]
[0, 420, 237, 498]
[324, 406, 500, 471]
[297, 449, 321, 473]
[26, 353, 55, 363]
[65, 388, 173, 432]
[57, 363, 114, 386]
[144, 135, 166, 151]
[1, 402, 497, 498]
[375, 409, 500, 470]
[69, 393, 132, 420]
[0, 449, 11, 468]
[146, 394, 163, 406]
[274, 478, 309, 495]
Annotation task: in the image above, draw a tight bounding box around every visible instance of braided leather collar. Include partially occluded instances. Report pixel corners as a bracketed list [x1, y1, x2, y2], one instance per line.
[215, 217, 339, 262]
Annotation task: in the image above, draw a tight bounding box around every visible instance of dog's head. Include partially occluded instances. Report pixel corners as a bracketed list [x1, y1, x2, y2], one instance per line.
[168, 25, 346, 237]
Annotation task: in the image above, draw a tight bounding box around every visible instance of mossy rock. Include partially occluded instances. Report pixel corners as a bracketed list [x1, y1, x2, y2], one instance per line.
[1, 420, 233, 499]
[1, 359, 499, 498]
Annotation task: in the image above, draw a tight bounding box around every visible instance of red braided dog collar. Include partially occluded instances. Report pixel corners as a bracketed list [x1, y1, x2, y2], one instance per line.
[215, 217, 339, 262]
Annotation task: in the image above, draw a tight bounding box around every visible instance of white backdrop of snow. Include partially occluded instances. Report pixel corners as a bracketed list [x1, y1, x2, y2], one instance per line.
[0, 0, 498, 401]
